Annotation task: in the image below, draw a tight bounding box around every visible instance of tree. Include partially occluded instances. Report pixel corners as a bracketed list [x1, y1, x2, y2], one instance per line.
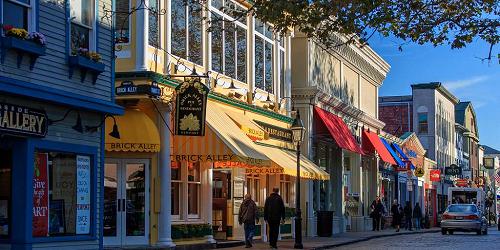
[250, 0, 500, 62]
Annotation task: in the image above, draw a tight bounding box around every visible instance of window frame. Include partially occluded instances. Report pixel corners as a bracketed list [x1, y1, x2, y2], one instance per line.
[69, 0, 97, 52]
[187, 162, 201, 219]
[279, 174, 291, 205]
[147, 0, 160, 48]
[30, 139, 97, 243]
[170, 161, 182, 221]
[254, 17, 276, 94]
[245, 174, 261, 205]
[1, 0, 37, 33]
[171, 0, 204, 66]
[114, 0, 131, 45]
[418, 112, 428, 134]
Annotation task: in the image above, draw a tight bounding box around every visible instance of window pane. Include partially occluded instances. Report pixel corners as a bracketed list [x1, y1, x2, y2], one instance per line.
[3, 1, 28, 30]
[171, 182, 180, 216]
[280, 50, 285, 98]
[187, 162, 200, 182]
[125, 164, 145, 236]
[188, 4, 203, 65]
[255, 18, 264, 35]
[225, 23, 236, 78]
[254, 37, 264, 90]
[264, 25, 273, 40]
[236, 26, 247, 83]
[172, 0, 187, 58]
[71, 0, 93, 26]
[171, 161, 181, 180]
[148, 0, 159, 47]
[0, 149, 11, 237]
[211, 13, 224, 73]
[50, 154, 78, 235]
[114, 0, 130, 43]
[71, 23, 90, 50]
[188, 183, 199, 215]
[211, 0, 223, 9]
[103, 164, 117, 237]
[264, 41, 273, 93]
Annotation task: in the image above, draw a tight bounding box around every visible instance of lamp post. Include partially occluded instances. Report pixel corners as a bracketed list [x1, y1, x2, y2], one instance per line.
[291, 110, 306, 249]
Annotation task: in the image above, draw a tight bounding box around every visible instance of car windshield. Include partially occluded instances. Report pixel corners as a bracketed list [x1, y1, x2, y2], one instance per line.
[447, 205, 477, 213]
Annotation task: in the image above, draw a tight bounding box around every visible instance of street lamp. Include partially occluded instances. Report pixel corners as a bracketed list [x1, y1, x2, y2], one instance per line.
[291, 110, 306, 249]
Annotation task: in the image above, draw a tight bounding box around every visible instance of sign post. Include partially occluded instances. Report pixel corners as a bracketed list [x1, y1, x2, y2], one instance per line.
[174, 78, 209, 136]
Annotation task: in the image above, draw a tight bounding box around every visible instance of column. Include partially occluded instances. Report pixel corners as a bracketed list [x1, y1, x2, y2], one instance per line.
[135, 0, 148, 70]
[164, 0, 172, 74]
[157, 105, 175, 247]
[205, 163, 216, 243]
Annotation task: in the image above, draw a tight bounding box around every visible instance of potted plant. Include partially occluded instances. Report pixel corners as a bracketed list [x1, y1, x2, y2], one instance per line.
[1, 24, 47, 69]
[68, 47, 105, 83]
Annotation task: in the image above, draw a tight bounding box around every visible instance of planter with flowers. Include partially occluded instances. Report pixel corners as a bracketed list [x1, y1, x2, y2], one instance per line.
[1, 25, 46, 69]
[68, 47, 105, 84]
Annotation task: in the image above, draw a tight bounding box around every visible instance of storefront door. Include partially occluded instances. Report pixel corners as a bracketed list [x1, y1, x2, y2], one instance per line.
[212, 170, 230, 239]
[104, 159, 149, 246]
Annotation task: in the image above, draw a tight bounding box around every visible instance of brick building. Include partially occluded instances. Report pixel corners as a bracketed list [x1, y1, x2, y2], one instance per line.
[379, 95, 413, 137]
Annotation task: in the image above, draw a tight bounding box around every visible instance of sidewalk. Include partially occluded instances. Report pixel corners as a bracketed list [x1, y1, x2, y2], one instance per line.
[222, 228, 440, 249]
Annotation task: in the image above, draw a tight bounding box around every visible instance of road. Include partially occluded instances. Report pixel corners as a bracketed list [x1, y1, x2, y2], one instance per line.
[332, 227, 499, 250]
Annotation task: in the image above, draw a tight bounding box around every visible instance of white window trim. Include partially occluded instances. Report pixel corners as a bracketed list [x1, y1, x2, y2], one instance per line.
[1, 0, 37, 33]
[253, 17, 277, 95]
[114, 0, 131, 45]
[70, 0, 97, 51]
[171, 179, 182, 221]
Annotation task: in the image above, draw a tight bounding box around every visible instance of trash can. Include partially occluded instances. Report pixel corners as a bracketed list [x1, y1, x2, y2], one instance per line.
[316, 211, 333, 237]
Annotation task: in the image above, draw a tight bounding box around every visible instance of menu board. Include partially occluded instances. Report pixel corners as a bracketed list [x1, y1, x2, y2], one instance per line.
[76, 155, 91, 234]
[33, 153, 49, 237]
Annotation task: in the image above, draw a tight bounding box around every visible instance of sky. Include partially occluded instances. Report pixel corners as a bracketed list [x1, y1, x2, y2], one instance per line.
[369, 35, 500, 151]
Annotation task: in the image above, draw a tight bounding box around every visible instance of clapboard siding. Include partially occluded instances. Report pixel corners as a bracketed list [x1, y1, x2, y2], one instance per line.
[0, 0, 114, 103]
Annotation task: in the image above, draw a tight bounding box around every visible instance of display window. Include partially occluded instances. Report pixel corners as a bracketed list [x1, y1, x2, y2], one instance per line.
[0, 149, 11, 238]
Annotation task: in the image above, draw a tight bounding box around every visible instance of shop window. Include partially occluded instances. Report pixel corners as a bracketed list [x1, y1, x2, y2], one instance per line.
[246, 174, 260, 204]
[0, 149, 11, 238]
[2, 0, 34, 31]
[280, 175, 291, 205]
[70, 0, 95, 51]
[32, 151, 92, 237]
[114, 0, 130, 43]
[148, 0, 159, 47]
[187, 162, 200, 218]
[171, 161, 181, 218]
[171, 0, 203, 66]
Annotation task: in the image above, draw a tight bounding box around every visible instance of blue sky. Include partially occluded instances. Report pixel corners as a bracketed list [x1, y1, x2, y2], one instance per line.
[369, 35, 500, 150]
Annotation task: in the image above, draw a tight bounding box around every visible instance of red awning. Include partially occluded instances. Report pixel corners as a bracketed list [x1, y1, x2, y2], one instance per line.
[362, 130, 396, 165]
[313, 106, 364, 155]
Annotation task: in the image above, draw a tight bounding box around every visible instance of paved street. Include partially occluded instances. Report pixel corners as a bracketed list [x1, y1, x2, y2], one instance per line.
[333, 227, 500, 250]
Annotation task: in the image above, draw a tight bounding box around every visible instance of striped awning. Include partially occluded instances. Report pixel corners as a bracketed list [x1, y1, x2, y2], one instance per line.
[171, 102, 271, 167]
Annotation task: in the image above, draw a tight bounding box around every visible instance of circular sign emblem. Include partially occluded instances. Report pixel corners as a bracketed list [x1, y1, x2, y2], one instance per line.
[415, 167, 425, 177]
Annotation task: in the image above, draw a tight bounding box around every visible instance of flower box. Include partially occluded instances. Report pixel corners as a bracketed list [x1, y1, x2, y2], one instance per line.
[0, 36, 46, 70]
[68, 55, 105, 84]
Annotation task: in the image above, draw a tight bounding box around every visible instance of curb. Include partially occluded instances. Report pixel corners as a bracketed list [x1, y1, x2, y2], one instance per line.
[313, 229, 441, 249]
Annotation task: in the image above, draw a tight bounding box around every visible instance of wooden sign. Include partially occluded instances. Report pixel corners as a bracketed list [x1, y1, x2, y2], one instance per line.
[174, 78, 209, 136]
[253, 120, 292, 142]
[0, 102, 47, 137]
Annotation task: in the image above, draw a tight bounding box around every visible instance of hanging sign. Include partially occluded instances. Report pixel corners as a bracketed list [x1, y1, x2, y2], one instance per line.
[430, 169, 441, 182]
[0, 102, 47, 137]
[76, 155, 91, 234]
[445, 164, 462, 176]
[174, 78, 209, 136]
[415, 167, 425, 177]
[455, 179, 468, 187]
[115, 81, 161, 97]
[253, 120, 292, 142]
[407, 179, 413, 191]
[32, 153, 49, 237]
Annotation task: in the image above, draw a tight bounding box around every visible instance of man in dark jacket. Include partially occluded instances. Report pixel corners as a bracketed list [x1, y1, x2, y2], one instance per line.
[264, 187, 285, 249]
[404, 201, 413, 231]
[413, 202, 422, 230]
[239, 193, 258, 248]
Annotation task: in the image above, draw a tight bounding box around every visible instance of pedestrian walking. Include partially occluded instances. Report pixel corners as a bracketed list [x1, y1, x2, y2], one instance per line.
[238, 193, 258, 248]
[404, 201, 413, 231]
[370, 196, 384, 231]
[264, 187, 285, 249]
[413, 202, 422, 230]
[391, 199, 401, 232]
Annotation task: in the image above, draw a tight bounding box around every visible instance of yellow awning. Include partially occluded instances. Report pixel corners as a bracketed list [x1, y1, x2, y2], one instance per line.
[171, 102, 271, 167]
[253, 143, 330, 180]
[105, 109, 161, 152]
[224, 109, 268, 141]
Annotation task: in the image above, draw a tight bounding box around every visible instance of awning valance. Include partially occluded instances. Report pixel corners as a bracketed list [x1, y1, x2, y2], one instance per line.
[105, 109, 161, 152]
[253, 143, 330, 180]
[362, 130, 396, 165]
[224, 109, 268, 141]
[313, 107, 364, 155]
[380, 138, 405, 167]
[171, 102, 270, 167]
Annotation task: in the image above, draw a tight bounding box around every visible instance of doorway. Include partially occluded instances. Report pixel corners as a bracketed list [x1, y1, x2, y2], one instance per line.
[103, 159, 150, 246]
[212, 170, 231, 240]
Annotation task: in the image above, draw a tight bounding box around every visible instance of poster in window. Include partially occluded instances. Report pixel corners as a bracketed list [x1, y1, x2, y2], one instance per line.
[233, 178, 244, 198]
[32, 153, 49, 237]
[76, 155, 91, 234]
[52, 155, 77, 233]
[49, 199, 65, 234]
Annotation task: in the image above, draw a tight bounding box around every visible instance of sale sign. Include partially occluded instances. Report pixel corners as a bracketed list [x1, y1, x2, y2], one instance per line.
[76, 155, 91, 235]
[32, 153, 49, 237]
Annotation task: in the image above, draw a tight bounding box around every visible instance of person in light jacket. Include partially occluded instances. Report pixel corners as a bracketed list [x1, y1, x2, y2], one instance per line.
[239, 193, 258, 248]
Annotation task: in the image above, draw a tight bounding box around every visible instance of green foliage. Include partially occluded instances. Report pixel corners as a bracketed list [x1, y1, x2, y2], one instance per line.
[256, 206, 297, 218]
[250, 0, 500, 62]
[171, 224, 213, 240]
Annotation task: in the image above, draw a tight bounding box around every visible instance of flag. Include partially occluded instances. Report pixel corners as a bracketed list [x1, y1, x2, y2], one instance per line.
[494, 170, 500, 184]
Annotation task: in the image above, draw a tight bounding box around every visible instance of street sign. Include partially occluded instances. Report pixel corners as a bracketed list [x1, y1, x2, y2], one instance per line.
[407, 179, 413, 191]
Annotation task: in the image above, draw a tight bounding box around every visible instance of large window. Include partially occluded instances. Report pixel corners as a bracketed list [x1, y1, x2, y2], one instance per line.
[246, 174, 260, 204]
[187, 162, 200, 218]
[32, 151, 92, 237]
[254, 18, 274, 93]
[280, 174, 291, 205]
[418, 113, 428, 134]
[114, 0, 130, 43]
[2, 0, 34, 31]
[70, 0, 95, 51]
[171, 161, 201, 220]
[171, 161, 181, 219]
[0, 149, 11, 238]
[210, 0, 247, 82]
[171, 0, 203, 66]
[148, 0, 159, 47]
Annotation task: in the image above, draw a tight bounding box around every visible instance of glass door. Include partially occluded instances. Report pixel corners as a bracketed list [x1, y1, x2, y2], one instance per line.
[104, 159, 149, 246]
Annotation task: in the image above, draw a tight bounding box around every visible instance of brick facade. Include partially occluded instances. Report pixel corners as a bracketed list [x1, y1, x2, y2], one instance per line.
[378, 104, 414, 137]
